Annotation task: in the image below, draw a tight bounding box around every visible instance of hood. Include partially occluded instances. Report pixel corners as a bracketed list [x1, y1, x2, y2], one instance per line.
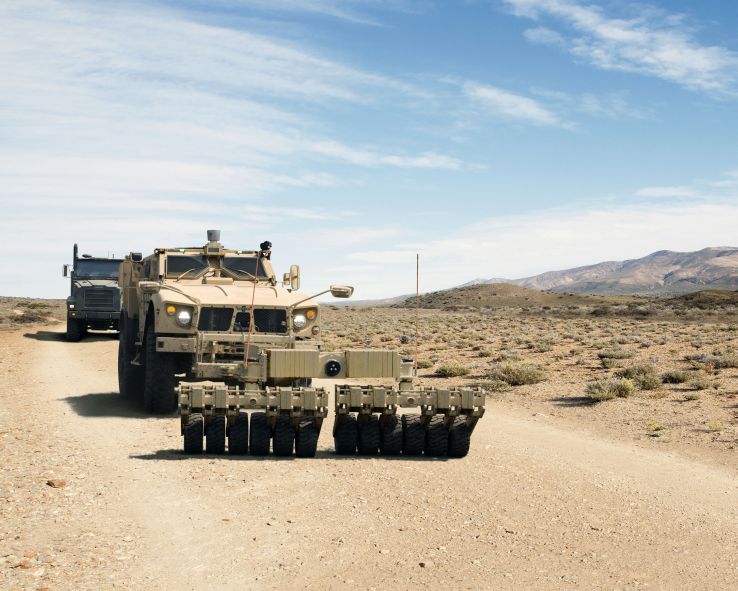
[157, 283, 318, 308]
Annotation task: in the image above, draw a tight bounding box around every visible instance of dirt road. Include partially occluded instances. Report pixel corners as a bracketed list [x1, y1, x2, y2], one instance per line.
[1, 327, 736, 590]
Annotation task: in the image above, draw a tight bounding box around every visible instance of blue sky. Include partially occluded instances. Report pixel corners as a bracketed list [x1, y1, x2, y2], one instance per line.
[1, 0, 737, 299]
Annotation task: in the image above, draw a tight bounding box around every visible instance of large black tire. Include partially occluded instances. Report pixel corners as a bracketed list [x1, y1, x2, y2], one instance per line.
[143, 328, 178, 414]
[206, 415, 226, 454]
[66, 318, 83, 341]
[425, 416, 449, 457]
[402, 414, 425, 456]
[273, 415, 294, 457]
[228, 412, 249, 455]
[334, 414, 358, 455]
[357, 415, 380, 455]
[117, 316, 144, 400]
[447, 417, 471, 458]
[249, 412, 271, 456]
[183, 413, 204, 454]
[295, 418, 319, 458]
[380, 415, 403, 456]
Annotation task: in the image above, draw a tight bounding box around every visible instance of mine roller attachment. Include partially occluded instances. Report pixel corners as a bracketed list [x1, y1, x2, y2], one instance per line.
[333, 384, 485, 458]
[179, 381, 327, 457]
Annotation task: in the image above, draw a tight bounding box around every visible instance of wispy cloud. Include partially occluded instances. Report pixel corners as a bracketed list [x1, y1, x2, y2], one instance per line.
[462, 81, 563, 126]
[504, 0, 738, 94]
[635, 186, 696, 198]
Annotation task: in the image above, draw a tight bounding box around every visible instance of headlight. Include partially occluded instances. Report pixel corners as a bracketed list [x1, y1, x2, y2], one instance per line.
[293, 314, 307, 329]
[175, 309, 192, 327]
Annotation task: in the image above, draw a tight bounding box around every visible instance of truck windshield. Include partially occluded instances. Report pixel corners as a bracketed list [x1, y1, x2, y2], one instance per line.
[75, 259, 121, 279]
[166, 255, 209, 276]
[165, 255, 268, 279]
[222, 257, 268, 279]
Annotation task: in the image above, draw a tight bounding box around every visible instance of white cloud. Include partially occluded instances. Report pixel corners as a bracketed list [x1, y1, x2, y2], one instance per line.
[524, 26, 565, 46]
[462, 81, 563, 126]
[635, 186, 696, 198]
[505, 0, 738, 94]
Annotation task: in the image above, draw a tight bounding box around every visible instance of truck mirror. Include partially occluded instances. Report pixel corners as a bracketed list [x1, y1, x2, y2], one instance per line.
[63, 264, 70, 277]
[289, 265, 300, 291]
[329, 285, 354, 298]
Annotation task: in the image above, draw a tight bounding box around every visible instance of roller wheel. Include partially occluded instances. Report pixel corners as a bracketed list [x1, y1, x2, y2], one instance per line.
[448, 417, 471, 458]
[425, 416, 449, 457]
[143, 329, 178, 414]
[206, 414, 226, 454]
[66, 318, 83, 341]
[295, 418, 319, 458]
[357, 415, 380, 455]
[334, 414, 358, 455]
[183, 413, 204, 454]
[273, 415, 294, 457]
[249, 412, 271, 456]
[401, 414, 425, 456]
[380, 415, 403, 456]
[228, 412, 249, 455]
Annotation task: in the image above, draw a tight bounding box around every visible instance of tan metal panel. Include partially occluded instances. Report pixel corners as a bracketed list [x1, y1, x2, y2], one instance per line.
[268, 349, 320, 378]
[345, 349, 400, 379]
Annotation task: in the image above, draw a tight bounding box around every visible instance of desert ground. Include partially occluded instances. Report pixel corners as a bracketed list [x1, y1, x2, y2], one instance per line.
[1, 297, 737, 590]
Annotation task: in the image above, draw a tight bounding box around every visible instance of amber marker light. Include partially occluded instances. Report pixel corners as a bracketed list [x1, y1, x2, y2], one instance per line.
[166, 304, 176, 315]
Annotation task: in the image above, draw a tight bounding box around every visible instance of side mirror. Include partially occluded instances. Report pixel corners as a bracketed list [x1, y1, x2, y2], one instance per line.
[63, 264, 70, 277]
[289, 264, 300, 291]
[330, 285, 354, 298]
[138, 280, 161, 294]
[131, 252, 143, 262]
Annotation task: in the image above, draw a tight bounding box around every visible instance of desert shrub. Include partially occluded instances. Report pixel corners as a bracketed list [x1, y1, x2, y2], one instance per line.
[597, 348, 635, 360]
[16, 301, 50, 309]
[616, 364, 661, 390]
[490, 361, 546, 386]
[416, 359, 433, 369]
[684, 392, 702, 401]
[436, 364, 469, 377]
[661, 370, 690, 384]
[585, 378, 635, 401]
[684, 352, 738, 369]
[687, 375, 710, 391]
[478, 379, 512, 393]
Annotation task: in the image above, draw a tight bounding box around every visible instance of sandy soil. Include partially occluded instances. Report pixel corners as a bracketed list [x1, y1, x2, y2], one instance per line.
[1, 325, 737, 590]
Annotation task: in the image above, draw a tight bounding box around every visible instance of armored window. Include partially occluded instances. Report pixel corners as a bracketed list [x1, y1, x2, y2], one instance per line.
[166, 255, 209, 277]
[222, 257, 268, 279]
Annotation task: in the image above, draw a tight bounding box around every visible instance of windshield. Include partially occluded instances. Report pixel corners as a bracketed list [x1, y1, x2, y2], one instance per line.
[165, 255, 268, 279]
[75, 259, 120, 279]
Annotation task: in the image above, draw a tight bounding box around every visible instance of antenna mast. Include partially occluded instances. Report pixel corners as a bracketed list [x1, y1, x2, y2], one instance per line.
[415, 253, 419, 371]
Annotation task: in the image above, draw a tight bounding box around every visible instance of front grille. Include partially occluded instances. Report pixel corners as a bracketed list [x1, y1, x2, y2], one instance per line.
[198, 307, 233, 331]
[234, 309, 287, 334]
[82, 288, 116, 310]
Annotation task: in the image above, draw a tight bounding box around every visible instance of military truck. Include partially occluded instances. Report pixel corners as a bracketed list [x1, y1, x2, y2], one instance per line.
[118, 231, 485, 458]
[63, 244, 123, 341]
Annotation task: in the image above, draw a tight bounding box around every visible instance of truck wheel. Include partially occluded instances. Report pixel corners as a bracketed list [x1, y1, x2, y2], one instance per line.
[380, 415, 403, 456]
[143, 329, 178, 414]
[425, 416, 449, 457]
[249, 413, 270, 456]
[117, 320, 144, 400]
[183, 413, 204, 454]
[228, 412, 249, 455]
[357, 415, 380, 455]
[66, 318, 83, 341]
[206, 415, 226, 454]
[295, 418, 319, 458]
[401, 414, 425, 456]
[334, 414, 358, 455]
[447, 417, 471, 458]
[273, 415, 294, 457]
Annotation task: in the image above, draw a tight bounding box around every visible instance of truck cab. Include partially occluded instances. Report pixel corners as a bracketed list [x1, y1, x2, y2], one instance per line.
[63, 244, 122, 341]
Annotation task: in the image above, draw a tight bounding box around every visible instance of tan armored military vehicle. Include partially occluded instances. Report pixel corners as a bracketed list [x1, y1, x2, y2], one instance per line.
[118, 230, 484, 458]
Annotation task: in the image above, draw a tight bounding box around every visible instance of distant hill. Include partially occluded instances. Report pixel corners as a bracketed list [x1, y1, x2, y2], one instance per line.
[467, 247, 738, 295]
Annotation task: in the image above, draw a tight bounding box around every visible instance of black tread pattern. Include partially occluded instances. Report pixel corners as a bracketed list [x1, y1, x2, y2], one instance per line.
[228, 412, 249, 455]
[334, 414, 358, 455]
[66, 319, 83, 341]
[379, 415, 403, 456]
[425, 416, 449, 457]
[447, 417, 471, 458]
[249, 412, 271, 456]
[357, 415, 380, 455]
[183, 413, 204, 454]
[401, 414, 425, 456]
[295, 418, 319, 458]
[206, 414, 226, 454]
[143, 328, 178, 414]
[272, 415, 294, 457]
